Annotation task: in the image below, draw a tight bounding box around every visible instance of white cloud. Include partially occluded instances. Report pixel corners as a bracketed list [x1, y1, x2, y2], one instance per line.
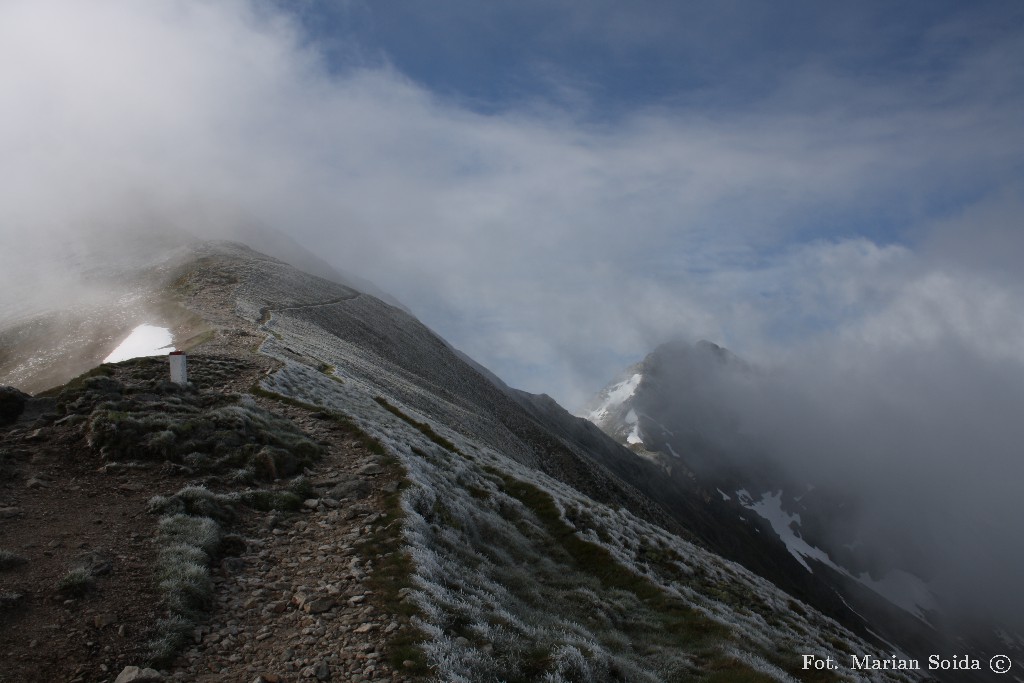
[1, 0, 1023, 408]
[847, 271, 1024, 363]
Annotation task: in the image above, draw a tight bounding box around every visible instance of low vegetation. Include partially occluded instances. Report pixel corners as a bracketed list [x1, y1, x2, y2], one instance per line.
[37, 358, 324, 482]
[148, 512, 221, 663]
[146, 477, 317, 663]
[148, 479, 314, 520]
[27, 359, 352, 666]
[500, 475, 727, 633]
[374, 396, 460, 454]
[497, 474, 779, 682]
[251, 384, 387, 456]
[56, 568, 94, 598]
[316, 362, 345, 384]
[86, 397, 321, 479]
[36, 365, 114, 399]
[355, 452, 430, 675]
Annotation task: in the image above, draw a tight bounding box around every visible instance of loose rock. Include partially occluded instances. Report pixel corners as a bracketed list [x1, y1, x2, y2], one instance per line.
[113, 665, 164, 683]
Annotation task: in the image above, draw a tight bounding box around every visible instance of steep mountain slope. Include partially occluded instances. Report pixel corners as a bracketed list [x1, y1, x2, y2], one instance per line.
[1, 241, 938, 681]
[186, 242, 929, 679]
[583, 339, 1021, 681]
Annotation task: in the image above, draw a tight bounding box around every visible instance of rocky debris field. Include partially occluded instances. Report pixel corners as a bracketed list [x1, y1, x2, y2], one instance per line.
[172, 460, 418, 682]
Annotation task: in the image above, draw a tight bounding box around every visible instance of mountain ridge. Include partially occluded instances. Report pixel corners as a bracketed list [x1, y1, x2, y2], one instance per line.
[0, 241, 948, 681]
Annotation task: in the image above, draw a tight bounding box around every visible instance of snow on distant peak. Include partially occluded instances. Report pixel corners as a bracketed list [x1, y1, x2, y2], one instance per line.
[622, 408, 644, 445]
[740, 490, 821, 573]
[585, 373, 641, 422]
[738, 489, 937, 624]
[103, 324, 174, 363]
[855, 569, 938, 624]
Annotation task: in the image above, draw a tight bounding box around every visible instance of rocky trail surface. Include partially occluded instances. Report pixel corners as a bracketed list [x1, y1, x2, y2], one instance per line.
[0, 350, 423, 679]
[1, 329, 425, 682]
[171, 399, 420, 683]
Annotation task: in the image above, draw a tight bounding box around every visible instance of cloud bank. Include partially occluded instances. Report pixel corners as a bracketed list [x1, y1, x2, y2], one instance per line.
[3, 1, 1023, 402]
[674, 323, 1024, 630]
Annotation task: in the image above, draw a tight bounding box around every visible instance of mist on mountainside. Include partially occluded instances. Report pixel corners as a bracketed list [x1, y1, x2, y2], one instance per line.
[5, 0, 1024, 415]
[623, 335, 1024, 633]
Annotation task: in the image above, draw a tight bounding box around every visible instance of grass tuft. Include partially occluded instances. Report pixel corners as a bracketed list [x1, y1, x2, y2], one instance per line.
[251, 384, 387, 455]
[356, 453, 430, 675]
[37, 365, 114, 398]
[56, 568, 94, 597]
[374, 396, 460, 454]
[157, 514, 220, 558]
[495, 474, 756, 678]
[148, 513, 221, 665]
[148, 614, 194, 664]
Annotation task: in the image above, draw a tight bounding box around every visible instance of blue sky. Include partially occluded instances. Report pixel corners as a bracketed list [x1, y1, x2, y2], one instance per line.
[287, 1, 1018, 114]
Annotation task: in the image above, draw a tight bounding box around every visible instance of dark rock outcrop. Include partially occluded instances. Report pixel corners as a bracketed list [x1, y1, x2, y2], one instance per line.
[0, 385, 29, 425]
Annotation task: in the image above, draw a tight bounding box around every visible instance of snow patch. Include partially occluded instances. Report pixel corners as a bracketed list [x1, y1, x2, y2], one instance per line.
[742, 491, 823, 573]
[103, 324, 173, 363]
[626, 425, 643, 445]
[624, 408, 643, 445]
[855, 570, 937, 624]
[740, 490, 937, 624]
[585, 373, 641, 422]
